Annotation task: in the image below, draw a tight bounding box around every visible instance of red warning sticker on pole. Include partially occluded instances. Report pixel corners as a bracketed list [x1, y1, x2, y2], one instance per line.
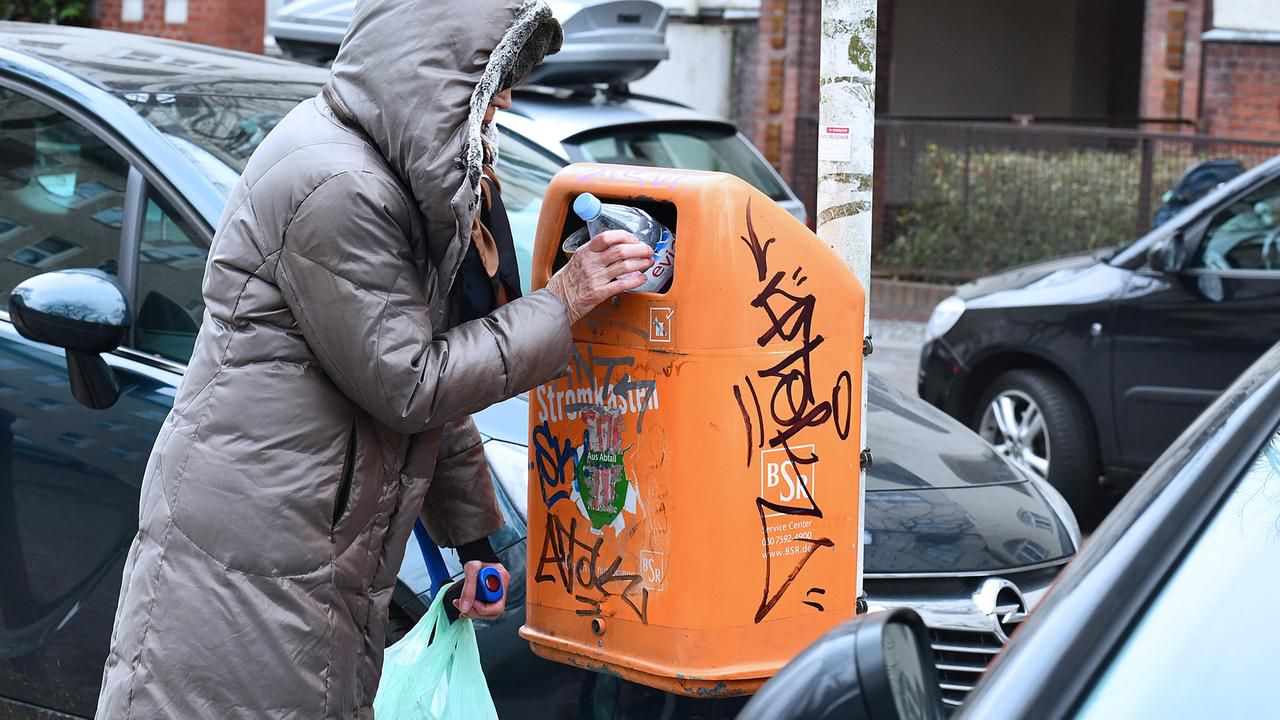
[818, 125, 853, 162]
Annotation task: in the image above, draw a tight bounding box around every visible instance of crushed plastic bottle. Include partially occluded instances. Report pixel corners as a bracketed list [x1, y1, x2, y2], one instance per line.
[565, 193, 675, 293]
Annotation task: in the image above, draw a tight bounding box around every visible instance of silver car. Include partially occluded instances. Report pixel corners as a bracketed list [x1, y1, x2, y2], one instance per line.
[495, 87, 808, 257]
[270, 0, 671, 84]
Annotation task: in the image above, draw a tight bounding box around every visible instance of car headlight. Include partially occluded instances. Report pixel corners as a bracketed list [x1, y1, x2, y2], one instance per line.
[924, 295, 965, 342]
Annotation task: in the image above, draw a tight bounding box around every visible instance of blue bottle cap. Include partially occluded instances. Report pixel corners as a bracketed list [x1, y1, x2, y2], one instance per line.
[573, 193, 603, 222]
[476, 566, 504, 604]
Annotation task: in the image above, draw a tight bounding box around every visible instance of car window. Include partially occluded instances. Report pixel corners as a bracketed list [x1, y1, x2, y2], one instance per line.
[1190, 176, 1280, 271]
[0, 87, 126, 301]
[1074, 425, 1280, 718]
[495, 132, 563, 295]
[133, 190, 207, 363]
[565, 124, 790, 202]
[122, 93, 311, 197]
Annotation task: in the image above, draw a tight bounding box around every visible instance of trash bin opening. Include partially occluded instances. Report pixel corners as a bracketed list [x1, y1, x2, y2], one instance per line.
[554, 197, 678, 295]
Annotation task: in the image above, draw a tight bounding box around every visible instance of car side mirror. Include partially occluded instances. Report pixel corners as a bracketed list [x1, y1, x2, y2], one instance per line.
[1148, 232, 1189, 273]
[8, 269, 131, 409]
[738, 608, 944, 720]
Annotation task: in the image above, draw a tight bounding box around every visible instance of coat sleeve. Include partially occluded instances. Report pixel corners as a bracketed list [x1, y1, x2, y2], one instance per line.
[274, 170, 572, 435]
[416, 417, 505, 548]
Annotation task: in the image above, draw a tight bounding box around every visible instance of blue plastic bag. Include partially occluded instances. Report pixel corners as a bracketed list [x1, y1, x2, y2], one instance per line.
[373, 582, 499, 720]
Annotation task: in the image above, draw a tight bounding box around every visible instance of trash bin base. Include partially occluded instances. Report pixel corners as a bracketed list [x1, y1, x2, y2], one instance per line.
[520, 622, 773, 698]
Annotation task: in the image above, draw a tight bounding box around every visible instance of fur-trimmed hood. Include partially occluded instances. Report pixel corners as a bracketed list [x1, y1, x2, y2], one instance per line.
[323, 0, 556, 305]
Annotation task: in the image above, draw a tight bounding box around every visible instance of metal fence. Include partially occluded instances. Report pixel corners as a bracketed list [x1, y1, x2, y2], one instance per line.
[871, 119, 1280, 282]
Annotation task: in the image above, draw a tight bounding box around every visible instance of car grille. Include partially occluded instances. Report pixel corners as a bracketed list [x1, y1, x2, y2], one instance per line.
[927, 627, 1007, 708]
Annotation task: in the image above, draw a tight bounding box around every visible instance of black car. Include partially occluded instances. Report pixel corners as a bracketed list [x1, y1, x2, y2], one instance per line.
[748, 336, 1280, 720]
[0, 24, 1076, 718]
[919, 154, 1280, 515]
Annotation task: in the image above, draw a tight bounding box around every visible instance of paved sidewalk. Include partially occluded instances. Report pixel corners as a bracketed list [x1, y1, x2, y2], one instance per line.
[866, 317, 925, 395]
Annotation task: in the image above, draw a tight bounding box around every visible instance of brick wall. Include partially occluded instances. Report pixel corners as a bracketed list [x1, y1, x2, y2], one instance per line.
[751, 0, 822, 221]
[1141, 0, 1280, 139]
[1201, 40, 1280, 141]
[94, 0, 265, 54]
[790, 0, 820, 221]
[1139, 0, 1206, 128]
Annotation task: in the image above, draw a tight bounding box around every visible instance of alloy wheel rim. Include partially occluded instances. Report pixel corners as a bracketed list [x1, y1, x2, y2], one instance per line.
[978, 389, 1051, 481]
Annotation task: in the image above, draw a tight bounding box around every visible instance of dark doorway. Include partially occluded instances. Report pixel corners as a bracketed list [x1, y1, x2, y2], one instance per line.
[882, 0, 1146, 125]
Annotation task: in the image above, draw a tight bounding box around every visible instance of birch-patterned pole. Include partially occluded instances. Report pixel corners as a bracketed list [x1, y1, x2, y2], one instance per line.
[817, 0, 875, 603]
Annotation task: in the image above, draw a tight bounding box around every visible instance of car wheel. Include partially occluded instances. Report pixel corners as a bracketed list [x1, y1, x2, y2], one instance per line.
[974, 369, 1100, 513]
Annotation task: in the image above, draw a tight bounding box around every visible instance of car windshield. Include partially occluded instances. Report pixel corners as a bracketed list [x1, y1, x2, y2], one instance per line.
[565, 124, 791, 202]
[122, 93, 313, 197]
[1073, 423, 1280, 718]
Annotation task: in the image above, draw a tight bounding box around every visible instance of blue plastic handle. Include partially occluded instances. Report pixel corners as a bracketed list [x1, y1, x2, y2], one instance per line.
[412, 519, 451, 599]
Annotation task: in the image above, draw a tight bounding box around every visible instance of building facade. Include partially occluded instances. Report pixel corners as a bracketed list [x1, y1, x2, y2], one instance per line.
[92, 0, 265, 53]
[744, 0, 1280, 221]
[82, 0, 1280, 217]
[1167, 0, 1280, 140]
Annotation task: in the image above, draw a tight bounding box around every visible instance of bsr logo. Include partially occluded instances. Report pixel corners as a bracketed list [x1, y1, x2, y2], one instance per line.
[761, 446, 816, 507]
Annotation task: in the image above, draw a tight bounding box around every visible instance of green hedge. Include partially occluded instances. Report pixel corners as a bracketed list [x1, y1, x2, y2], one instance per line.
[874, 143, 1199, 280]
[0, 0, 89, 23]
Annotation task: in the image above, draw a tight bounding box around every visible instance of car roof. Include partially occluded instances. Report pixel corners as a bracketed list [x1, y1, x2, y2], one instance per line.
[0, 22, 726, 143]
[506, 88, 733, 144]
[0, 21, 328, 98]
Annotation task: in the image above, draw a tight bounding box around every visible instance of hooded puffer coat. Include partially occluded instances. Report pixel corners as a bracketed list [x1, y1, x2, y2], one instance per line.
[94, 1, 570, 717]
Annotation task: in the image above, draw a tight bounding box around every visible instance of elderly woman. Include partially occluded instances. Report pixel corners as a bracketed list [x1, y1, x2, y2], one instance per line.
[95, 0, 652, 717]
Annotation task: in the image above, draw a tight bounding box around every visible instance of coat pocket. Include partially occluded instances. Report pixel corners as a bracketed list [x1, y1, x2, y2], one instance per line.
[332, 422, 357, 529]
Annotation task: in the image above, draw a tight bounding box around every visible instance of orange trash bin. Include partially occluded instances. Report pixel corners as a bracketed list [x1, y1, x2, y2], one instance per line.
[521, 163, 866, 697]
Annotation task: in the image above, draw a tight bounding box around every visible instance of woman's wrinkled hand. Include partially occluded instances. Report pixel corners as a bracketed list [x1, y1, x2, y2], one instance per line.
[546, 230, 654, 323]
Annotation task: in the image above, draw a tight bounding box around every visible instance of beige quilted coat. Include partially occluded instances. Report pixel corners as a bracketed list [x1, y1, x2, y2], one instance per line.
[95, 0, 569, 717]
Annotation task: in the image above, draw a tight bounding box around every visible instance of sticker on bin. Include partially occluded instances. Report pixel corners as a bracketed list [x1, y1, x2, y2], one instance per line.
[639, 550, 666, 591]
[761, 445, 817, 516]
[574, 408, 638, 532]
[649, 307, 673, 342]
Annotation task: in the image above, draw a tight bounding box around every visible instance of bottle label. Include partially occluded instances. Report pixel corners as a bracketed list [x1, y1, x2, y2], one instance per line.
[632, 228, 675, 293]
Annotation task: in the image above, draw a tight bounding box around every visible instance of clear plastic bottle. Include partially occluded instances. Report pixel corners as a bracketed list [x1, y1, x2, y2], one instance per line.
[565, 193, 675, 293]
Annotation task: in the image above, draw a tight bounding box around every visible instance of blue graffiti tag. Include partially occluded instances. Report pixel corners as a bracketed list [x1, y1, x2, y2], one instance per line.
[532, 420, 585, 508]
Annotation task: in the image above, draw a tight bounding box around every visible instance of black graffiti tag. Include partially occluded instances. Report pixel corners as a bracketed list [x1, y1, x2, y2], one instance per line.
[752, 471, 834, 623]
[566, 346, 658, 432]
[754, 272, 847, 466]
[536, 344, 660, 622]
[534, 513, 650, 624]
[733, 197, 853, 623]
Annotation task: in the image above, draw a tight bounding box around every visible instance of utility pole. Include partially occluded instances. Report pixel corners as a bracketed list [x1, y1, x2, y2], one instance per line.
[816, 0, 876, 603]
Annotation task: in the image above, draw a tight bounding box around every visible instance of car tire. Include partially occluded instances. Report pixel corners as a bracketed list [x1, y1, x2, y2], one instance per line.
[973, 369, 1100, 514]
